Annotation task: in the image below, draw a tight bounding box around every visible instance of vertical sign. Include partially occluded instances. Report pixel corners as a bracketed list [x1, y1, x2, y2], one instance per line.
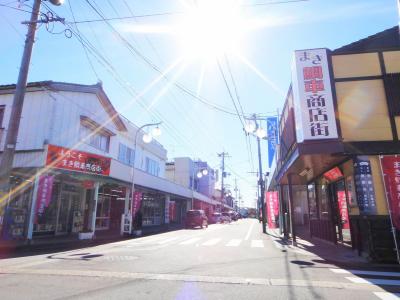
[131, 191, 142, 218]
[291, 48, 338, 142]
[353, 156, 377, 214]
[266, 191, 279, 229]
[380, 155, 400, 230]
[35, 175, 54, 224]
[337, 191, 350, 229]
[267, 116, 278, 168]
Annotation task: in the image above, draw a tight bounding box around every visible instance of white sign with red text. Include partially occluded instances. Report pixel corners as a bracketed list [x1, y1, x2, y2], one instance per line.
[292, 48, 338, 142]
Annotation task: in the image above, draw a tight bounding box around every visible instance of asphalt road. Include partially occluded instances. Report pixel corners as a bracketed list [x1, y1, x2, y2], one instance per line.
[0, 219, 399, 300]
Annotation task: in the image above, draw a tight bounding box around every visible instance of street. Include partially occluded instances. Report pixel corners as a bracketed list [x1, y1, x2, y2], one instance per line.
[0, 219, 399, 300]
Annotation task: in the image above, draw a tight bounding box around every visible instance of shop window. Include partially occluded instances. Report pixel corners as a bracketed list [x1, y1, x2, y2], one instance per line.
[80, 124, 110, 152]
[145, 157, 160, 176]
[118, 143, 135, 166]
[317, 184, 330, 219]
[307, 184, 318, 219]
[96, 186, 111, 230]
[141, 193, 163, 226]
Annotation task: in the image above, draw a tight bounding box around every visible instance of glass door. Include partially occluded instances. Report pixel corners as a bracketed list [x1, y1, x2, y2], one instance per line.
[56, 192, 72, 234]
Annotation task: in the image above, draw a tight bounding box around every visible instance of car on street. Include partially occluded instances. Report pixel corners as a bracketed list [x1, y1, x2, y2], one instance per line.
[221, 212, 232, 223]
[185, 210, 208, 228]
[209, 212, 222, 224]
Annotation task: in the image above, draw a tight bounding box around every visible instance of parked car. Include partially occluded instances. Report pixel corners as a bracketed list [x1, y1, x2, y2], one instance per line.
[221, 212, 232, 223]
[209, 212, 222, 224]
[185, 210, 208, 228]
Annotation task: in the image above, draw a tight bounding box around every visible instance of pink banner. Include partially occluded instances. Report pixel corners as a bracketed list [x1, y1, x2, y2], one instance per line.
[380, 155, 400, 230]
[35, 175, 54, 224]
[131, 191, 142, 217]
[266, 191, 279, 229]
[337, 191, 350, 229]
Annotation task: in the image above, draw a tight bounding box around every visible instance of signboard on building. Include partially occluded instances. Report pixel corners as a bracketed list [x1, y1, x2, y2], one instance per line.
[323, 167, 343, 182]
[265, 191, 279, 229]
[353, 156, 377, 214]
[46, 144, 111, 176]
[380, 155, 400, 230]
[291, 48, 338, 142]
[35, 175, 54, 224]
[267, 116, 278, 168]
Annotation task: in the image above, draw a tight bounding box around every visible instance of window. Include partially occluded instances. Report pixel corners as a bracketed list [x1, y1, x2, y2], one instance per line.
[317, 184, 330, 219]
[118, 143, 135, 166]
[145, 157, 160, 176]
[80, 124, 110, 152]
[0, 106, 4, 127]
[308, 184, 318, 219]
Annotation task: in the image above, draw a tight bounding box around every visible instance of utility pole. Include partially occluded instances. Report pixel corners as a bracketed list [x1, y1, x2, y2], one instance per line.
[218, 152, 228, 212]
[234, 177, 238, 212]
[0, 0, 42, 197]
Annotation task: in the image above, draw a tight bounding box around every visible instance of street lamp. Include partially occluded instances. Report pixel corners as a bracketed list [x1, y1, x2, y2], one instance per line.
[245, 114, 268, 234]
[191, 161, 208, 209]
[131, 122, 162, 195]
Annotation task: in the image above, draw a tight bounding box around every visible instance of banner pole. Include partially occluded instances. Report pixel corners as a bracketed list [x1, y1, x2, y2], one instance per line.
[379, 155, 400, 264]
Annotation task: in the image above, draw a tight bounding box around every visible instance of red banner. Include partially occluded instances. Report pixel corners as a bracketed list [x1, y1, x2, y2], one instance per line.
[35, 175, 54, 224]
[337, 191, 350, 229]
[46, 144, 111, 176]
[131, 191, 142, 217]
[380, 155, 400, 230]
[266, 191, 279, 229]
[169, 201, 176, 222]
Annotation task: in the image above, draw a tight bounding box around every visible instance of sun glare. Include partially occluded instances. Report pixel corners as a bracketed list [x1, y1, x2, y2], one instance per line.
[175, 0, 246, 61]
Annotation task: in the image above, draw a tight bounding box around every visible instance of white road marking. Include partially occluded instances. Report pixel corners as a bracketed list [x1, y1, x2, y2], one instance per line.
[245, 221, 255, 241]
[251, 240, 264, 248]
[202, 238, 221, 246]
[157, 236, 185, 245]
[331, 269, 400, 277]
[374, 292, 400, 300]
[345, 277, 400, 286]
[226, 239, 242, 247]
[179, 238, 202, 245]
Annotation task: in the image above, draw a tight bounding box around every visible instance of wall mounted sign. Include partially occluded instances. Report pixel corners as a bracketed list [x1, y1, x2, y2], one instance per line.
[291, 48, 338, 142]
[46, 144, 111, 176]
[323, 167, 343, 182]
[353, 156, 377, 214]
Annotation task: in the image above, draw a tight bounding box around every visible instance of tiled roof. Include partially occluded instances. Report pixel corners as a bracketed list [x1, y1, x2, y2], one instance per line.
[334, 26, 400, 54]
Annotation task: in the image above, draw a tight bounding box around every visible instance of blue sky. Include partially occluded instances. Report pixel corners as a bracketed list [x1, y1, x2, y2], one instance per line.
[0, 0, 398, 207]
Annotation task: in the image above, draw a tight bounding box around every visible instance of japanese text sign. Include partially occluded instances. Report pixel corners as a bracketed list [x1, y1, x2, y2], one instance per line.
[380, 155, 400, 230]
[323, 167, 343, 182]
[46, 144, 111, 176]
[266, 191, 279, 229]
[131, 191, 142, 218]
[337, 191, 350, 230]
[35, 175, 54, 224]
[354, 156, 377, 214]
[291, 48, 338, 142]
[267, 116, 278, 168]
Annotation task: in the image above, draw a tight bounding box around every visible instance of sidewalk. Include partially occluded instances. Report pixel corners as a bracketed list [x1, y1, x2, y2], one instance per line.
[266, 226, 400, 268]
[0, 224, 182, 257]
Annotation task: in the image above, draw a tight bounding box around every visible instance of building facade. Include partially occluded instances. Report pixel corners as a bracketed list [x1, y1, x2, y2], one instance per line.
[268, 27, 400, 262]
[0, 81, 213, 241]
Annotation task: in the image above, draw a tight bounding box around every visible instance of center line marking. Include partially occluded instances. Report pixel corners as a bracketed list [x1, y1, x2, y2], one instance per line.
[245, 221, 255, 241]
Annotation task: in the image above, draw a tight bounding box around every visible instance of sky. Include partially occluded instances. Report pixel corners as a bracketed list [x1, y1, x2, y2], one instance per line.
[0, 0, 399, 208]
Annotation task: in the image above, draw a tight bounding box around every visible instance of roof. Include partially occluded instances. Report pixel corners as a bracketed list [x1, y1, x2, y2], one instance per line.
[333, 26, 400, 54]
[0, 81, 127, 132]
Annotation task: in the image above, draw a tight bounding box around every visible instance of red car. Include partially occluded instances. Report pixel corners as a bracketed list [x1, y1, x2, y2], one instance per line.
[185, 210, 208, 229]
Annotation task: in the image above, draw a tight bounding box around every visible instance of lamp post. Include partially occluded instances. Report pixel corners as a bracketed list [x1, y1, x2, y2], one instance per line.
[191, 160, 208, 210]
[245, 114, 268, 234]
[131, 122, 162, 195]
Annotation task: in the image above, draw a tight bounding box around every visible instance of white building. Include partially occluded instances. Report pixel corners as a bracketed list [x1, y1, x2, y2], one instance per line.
[0, 81, 213, 241]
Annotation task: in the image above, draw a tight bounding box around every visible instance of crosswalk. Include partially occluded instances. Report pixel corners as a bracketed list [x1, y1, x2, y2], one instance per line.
[330, 268, 400, 299]
[128, 235, 266, 249]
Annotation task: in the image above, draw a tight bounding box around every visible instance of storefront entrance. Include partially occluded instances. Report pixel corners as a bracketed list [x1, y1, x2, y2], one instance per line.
[329, 180, 351, 245]
[56, 191, 82, 235]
